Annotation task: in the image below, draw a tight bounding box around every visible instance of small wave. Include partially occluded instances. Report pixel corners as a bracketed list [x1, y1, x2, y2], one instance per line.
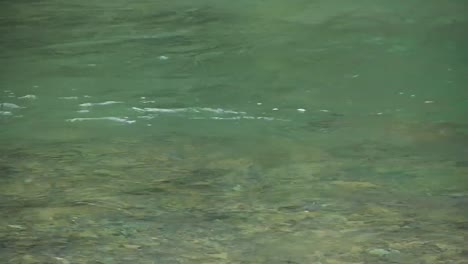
[18, 95, 37, 100]
[79, 101, 123, 107]
[132, 107, 193, 113]
[208, 116, 283, 121]
[0, 103, 22, 109]
[199, 108, 246, 115]
[66, 117, 135, 124]
[132, 107, 245, 115]
[132, 106, 288, 122]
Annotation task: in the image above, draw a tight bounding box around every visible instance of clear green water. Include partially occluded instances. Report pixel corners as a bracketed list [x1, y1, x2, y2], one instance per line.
[1, 1, 467, 263]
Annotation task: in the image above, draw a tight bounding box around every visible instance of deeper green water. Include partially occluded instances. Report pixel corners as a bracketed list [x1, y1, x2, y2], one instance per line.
[1, 1, 468, 263]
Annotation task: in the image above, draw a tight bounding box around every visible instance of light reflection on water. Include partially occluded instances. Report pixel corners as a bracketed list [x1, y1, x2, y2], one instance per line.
[1, 0, 467, 263]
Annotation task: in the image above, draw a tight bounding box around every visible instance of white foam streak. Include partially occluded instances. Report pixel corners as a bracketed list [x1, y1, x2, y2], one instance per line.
[80, 101, 123, 107]
[210, 116, 279, 121]
[18, 95, 37, 100]
[132, 107, 245, 115]
[0, 103, 22, 109]
[199, 108, 246, 114]
[66, 117, 135, 124]
[133, 106, 286, 122]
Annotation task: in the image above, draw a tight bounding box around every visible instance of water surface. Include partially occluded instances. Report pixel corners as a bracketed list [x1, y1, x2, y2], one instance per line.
[1, 1, 467, 263]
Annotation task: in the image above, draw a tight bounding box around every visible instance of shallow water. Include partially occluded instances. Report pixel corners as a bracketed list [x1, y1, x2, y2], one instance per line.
[1, 1, 467, 263]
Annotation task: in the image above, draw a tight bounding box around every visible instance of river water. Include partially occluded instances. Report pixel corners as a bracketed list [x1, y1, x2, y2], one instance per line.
[1, 1, 467, 263]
